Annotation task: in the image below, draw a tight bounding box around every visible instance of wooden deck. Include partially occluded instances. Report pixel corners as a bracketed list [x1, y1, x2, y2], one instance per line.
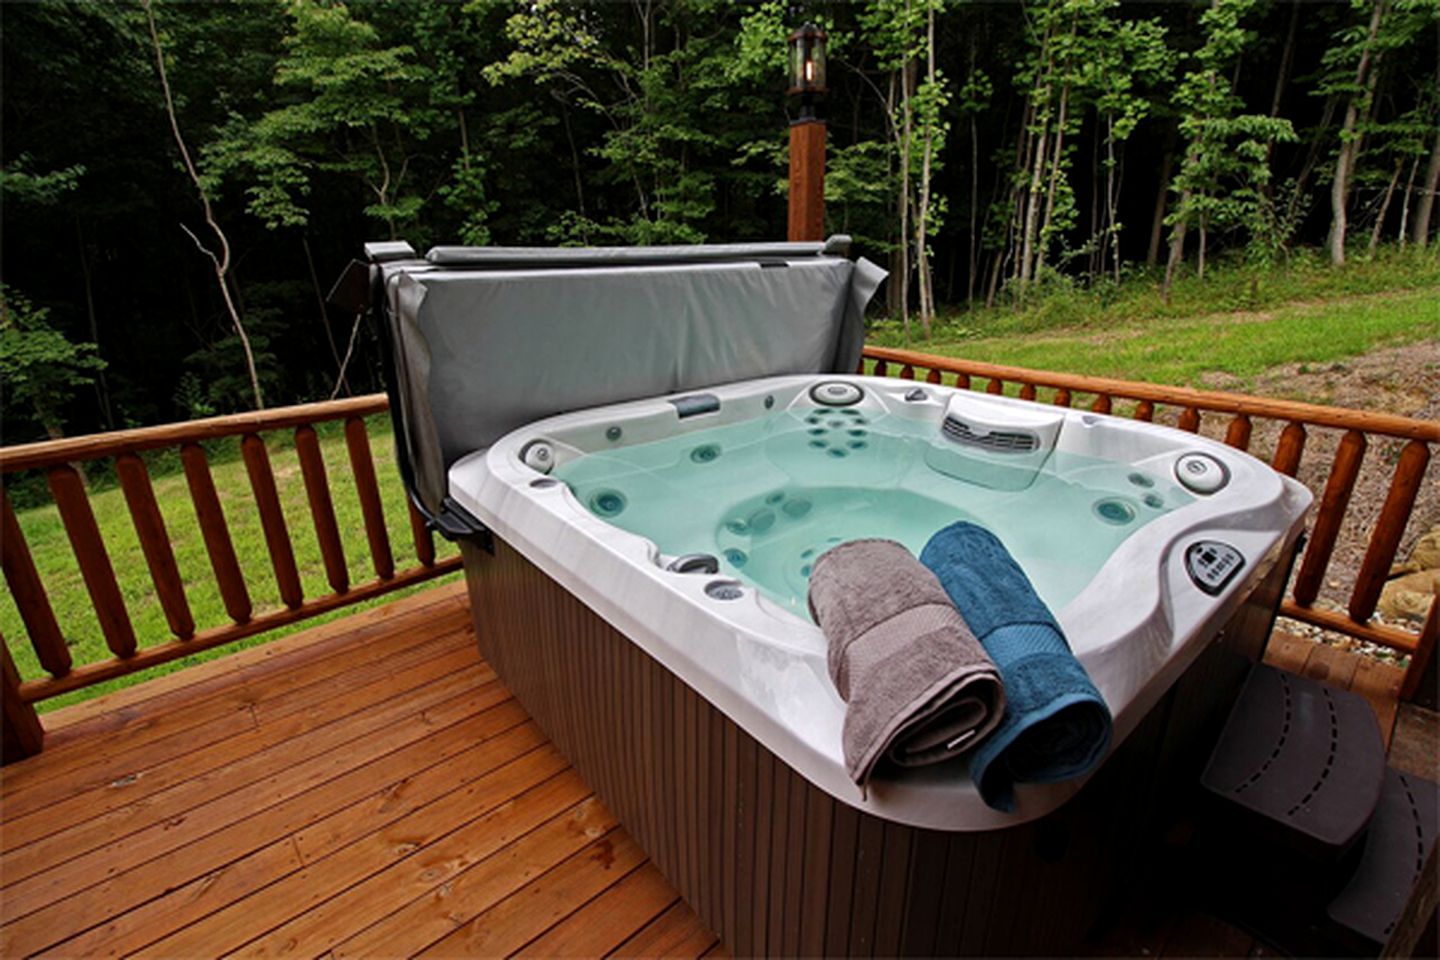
[0, 583, 1417, 958]
[0, 581, 722, 958]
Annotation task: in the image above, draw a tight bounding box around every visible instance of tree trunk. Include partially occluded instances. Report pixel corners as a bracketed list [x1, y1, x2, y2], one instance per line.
[1369, 159, 1402, 254]
[914, 2, 938, 337]
[143, 0, 263, 410]
[75, 218, 114, 430]
[1411, 125, 1440, 246]
[1147, 129, 1176, 267]
[1036, 78, 1071, 281]
[1329, 0, 1388, 266]
[1397, 153, 1420, 246]
[303, 235, 348, 396]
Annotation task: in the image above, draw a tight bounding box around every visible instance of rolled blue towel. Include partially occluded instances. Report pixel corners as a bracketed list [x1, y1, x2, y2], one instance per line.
[920, 521, 1112, 811]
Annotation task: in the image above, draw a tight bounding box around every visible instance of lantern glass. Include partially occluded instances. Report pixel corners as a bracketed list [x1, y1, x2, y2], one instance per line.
[788, 24, 826, 95]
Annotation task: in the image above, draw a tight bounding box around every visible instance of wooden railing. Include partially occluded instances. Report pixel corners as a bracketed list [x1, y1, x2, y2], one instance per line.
[862, 346, 1439, 698]
[1, 394, 461, 758]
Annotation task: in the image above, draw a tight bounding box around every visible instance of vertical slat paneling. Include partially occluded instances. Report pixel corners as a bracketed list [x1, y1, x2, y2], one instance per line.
[798, 780, 834, 957]
[407, 500, 435, 567]
[345, 417, 394, 580]
[241, 434, 303, 610]
[115, 453, 194, 640]
[1294, 429, 1367, 606]
[294, 425, 348, 595]
[181, 442, 251, 623]
[1, 489, 70, 676]
[1349, 440, 1430, 622]
[47, 464, 136, 658]
[1272, 421, 1306, 476]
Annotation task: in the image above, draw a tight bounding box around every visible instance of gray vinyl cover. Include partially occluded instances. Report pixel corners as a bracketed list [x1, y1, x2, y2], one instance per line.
[378, 242, 886, 514]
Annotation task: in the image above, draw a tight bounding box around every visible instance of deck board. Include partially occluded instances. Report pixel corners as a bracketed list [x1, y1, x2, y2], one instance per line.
[1, 585, 1415, 957]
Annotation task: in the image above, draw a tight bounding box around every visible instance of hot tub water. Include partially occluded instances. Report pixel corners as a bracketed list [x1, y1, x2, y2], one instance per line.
[553, 401, 1194, 617]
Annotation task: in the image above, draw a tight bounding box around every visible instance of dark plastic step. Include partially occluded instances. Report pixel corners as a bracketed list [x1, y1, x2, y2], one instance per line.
[1327, 766, 1439, 952]
[1201, 663, 1386, 861]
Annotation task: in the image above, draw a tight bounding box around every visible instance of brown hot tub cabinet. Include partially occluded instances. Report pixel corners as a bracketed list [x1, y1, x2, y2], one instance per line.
[459, 531, 1300, 957]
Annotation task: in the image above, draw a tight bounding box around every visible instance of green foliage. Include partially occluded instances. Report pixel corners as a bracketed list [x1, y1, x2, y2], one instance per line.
[1166, 0, 1297, 255]
[0, 285, 105, 436]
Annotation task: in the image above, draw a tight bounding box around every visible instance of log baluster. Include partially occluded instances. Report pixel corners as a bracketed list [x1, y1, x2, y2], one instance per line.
[1400, 593, 1437, 702]
[1293, 430, 1367, 606]
[900, 364, 915, 380]
[0, 490, 70, 676]
[242, 434, 303, 610]
[1177, 407, 1201, 432]
[48, 465, 136, 658]
[181, 443, 251, 624]
[408, 500, 436, 568]
[925, 368, 942, 385]
[115, 453, 194, 640]
[2, 634, 43, 762]
[295, 425, 349, 595]
[986, 378, 1004, 395]
[954, 372, 970, 390]
[1348, 440, 1430, 623]
[1053, 388, 1072, 407]
[1271, 422, 1306, 477]
[873, 360, 889, 378]
[1019, 383, 1037, 402]
[1133, 400, 1155, 422]
[346, 417, 395, 581]
[1224, 414, 1253, 451]
[1091, 394, 1112, 415]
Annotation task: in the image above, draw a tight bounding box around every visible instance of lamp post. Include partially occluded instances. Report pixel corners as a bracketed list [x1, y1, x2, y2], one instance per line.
[787, 23, 827, 242]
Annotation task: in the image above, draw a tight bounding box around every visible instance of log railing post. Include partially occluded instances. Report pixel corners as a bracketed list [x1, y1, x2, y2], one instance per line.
[1293, 430, 1367, 607]
[242, 434, 303, 610]
[181, 442, 252, 624]
[115, 452, 194, 640]
[295, 425, 350, 595]
[345, 417, 394, 581]
[48, 464, 136, 658]
[2, 634, 43, 764]
[1, 489, 70, 677]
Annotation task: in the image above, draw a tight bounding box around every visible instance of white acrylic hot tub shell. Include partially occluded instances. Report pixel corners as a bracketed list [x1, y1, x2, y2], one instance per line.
[448, 375, 1311, 831]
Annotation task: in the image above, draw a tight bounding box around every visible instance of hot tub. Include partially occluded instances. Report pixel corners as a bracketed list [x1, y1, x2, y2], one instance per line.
[361, 239, 1311, 956]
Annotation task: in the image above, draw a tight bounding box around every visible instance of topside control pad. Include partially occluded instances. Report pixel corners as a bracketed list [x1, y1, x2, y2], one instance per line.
[1186, 540, 1245, 595]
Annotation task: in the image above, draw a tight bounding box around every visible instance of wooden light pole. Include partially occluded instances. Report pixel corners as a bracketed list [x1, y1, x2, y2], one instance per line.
[787, 24, 827, 242]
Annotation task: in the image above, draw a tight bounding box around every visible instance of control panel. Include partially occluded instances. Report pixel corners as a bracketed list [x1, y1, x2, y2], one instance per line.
[1185, 540, 1245, 595]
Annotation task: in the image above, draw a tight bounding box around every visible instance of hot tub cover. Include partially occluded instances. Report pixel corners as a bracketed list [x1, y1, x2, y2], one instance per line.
[363, 237, 886, 528]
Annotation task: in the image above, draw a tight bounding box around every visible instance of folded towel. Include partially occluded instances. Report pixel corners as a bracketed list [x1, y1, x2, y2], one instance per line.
[920, 521, 1112, 811]
[808, 539, 1005, 786]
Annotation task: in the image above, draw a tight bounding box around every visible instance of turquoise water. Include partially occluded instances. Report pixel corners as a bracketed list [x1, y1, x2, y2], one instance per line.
[552, 405, 1192, 619]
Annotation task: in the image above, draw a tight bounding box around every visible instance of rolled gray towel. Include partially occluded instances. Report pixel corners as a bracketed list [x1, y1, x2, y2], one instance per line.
[808, 539, 1006, 786]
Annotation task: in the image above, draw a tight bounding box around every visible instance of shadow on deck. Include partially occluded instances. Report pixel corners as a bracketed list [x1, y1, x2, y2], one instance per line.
[0, 582, 1423, 957]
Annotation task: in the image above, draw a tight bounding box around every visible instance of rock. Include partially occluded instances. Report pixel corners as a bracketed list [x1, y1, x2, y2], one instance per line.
[1409, 525, 1440, 571]
[1377, 568, 1439, 624]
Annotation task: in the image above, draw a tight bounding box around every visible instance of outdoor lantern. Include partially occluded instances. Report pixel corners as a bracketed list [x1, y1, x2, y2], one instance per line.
[788, 23, 827, 97]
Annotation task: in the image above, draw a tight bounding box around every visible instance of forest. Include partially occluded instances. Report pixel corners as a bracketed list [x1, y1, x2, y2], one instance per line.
[2, 0, 1437, 445]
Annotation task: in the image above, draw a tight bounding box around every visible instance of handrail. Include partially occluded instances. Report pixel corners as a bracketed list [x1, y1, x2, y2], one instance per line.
[860, 346, 1438, 695]
[1, 394, 461, 740]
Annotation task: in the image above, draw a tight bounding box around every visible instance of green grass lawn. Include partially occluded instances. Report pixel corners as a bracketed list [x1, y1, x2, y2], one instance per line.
[1, 414, 460, 712]
[868, 247, 1439, 386]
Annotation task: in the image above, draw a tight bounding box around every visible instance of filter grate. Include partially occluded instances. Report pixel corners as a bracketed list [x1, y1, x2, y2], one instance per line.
[941, 417, 1039, 454]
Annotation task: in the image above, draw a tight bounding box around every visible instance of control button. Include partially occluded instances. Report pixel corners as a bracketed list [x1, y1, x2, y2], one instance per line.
[810, 381, 864, 407]
[1174, 453, 1228, 494]
[1185, 540, 1245, 595]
